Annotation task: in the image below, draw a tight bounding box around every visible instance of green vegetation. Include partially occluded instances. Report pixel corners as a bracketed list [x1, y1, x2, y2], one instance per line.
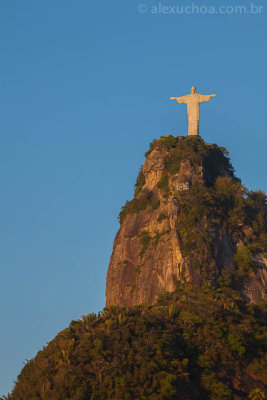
[119, 190, 153, 224]
[152, 136, 234, 181]
[203, 146, 235, 187]
[9, 284, 267, 399]
[134, 166, 146, 197]
[164, 136, 207, 175]
[145, 135, 178, 157]
[153, 230, 169, 246]
[139, 231, 152, 258]
[160, 135, 178, 149]
[157, 173, 170, 198]
[249, 388, 266, 400]
[234, 245, 255, 273]
[138, 230, 169, 258]
[174, 176, 267, 282]
[118, 260, 128, 267]
[151, 199, 160, 210]
[119, 192, 160, 224]
[157, 213, 167, 222]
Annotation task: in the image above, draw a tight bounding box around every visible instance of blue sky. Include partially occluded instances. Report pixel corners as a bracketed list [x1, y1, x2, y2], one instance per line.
[0, 0, 266, 395]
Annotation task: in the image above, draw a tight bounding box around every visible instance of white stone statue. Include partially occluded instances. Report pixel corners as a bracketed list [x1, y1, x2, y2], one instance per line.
[170, 86, 216, 136]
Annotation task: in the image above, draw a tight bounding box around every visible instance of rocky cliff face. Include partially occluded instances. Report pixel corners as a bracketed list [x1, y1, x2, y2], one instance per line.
[106, 136, 267, 306]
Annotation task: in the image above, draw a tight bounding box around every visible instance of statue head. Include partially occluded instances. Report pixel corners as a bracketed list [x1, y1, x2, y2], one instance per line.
[191, 86, 196, 94]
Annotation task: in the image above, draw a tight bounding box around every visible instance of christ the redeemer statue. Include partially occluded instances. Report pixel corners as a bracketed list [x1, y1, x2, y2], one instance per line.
[170, 86, 216, 136]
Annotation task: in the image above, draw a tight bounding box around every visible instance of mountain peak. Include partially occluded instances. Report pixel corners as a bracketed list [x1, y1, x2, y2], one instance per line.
[9, 135, 267, 400]
[106, 136, 267, 306]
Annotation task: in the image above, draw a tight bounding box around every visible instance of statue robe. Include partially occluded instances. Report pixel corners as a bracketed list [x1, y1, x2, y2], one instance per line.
[176, 94, 213, 136]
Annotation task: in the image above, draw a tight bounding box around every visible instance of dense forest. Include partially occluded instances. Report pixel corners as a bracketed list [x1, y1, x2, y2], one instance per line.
[6, 284, 267, 399]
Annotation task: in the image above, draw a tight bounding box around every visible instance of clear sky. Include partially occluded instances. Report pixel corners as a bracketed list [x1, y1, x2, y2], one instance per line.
[0, 0, 266, 395]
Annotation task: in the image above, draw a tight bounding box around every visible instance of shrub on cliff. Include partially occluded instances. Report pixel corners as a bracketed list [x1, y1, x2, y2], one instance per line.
[119, 190, 153, 224]
[134, 166, 146, 197]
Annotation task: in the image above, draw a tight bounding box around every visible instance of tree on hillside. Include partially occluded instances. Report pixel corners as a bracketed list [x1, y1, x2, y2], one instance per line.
[249, 388, 266, 400]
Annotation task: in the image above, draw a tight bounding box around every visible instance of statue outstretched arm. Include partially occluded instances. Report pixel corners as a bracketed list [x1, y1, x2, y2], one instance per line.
[169, 95, 188, 104]
[198, 94, 216, 103]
